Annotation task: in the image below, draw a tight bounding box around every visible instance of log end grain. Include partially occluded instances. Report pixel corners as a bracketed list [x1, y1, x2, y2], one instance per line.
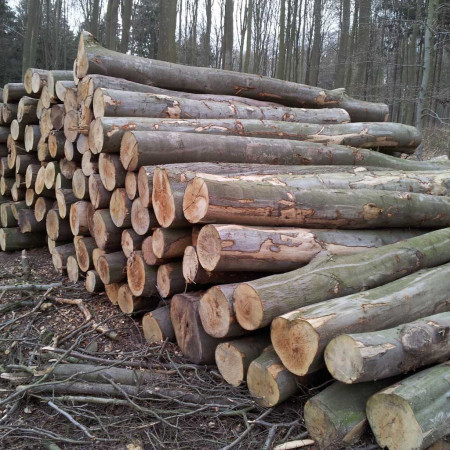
[196, 224, 222, 271]
[215, 342, 245, 387]
[105, 283, 121, 305]
[183, 177, 209, 223]
[125, 171, 138, 201]
[120, 131, 139, 171]
[182, 245, 199, 283]
[152, 167, 176, 228]
[233, 282, 264, 331]
[130, 198, 150, 235]
[142, 306, 175, 344]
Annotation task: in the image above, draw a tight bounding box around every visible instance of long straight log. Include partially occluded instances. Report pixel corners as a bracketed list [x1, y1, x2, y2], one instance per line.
[142, 306, 175, 344]
[0, 228, 44, 251]
[3, 83, 27, 103]
[152, 228, 192, 259]
[92, 117, 420, 156]
[75, 236, 97, 272]
[325, 312, 450, 384]
[366, 363, 450, 450]
[76, 31, 389, 122]
[92, 209, 122, 251]
[233, 228, 450, 331]
[272, 262, 450, 376]
[126, 251, 158, 297]
[215, 335, 271, 387]
[93, 88, 351, 124]
[157, 261, 186, 298]
[120, 130, 450, 173]
[197, 225, 423, 272]
[304, 380, 394, 449]
[183, 178, 450, 228]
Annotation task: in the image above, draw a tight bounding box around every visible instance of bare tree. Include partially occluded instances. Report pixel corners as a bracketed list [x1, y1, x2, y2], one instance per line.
[158, 0, 177, 62]
[223, 0, 234, 69]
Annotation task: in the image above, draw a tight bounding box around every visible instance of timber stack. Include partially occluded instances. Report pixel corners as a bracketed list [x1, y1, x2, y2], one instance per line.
[0, 30, 449, 449]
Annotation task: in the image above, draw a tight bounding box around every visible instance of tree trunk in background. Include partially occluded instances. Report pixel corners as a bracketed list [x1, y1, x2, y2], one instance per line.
[335, 0, 350, 88]
[308, 0, 322, 86]
[105, 0, 119, 50]
[91, 0, 100, 37]
[346, 0, 359, 91]
[120, 0, 133, 53]
[22, 0, 41, 78]
[276, 0, 286, 79]
[223, 0, 234, 70]
[201, 0, 212, 66]
[243, 0, 252, 73]
[158, 0, 177, 62]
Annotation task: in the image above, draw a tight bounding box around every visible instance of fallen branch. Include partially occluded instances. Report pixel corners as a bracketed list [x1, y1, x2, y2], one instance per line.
[0, 283, 62, 291]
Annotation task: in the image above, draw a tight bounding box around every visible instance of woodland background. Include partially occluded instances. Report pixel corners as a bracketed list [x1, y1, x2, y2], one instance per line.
[0, 0, 449, 135]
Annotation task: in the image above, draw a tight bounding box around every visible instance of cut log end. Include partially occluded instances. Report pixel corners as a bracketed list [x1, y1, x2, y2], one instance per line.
[125, 171, 138, 200]
[110, 188, 130, 227]
[215, 343, 245, 387]
[92, 88, 106, 118]
[67, 255, 79, 282]
[142, 313, 165, 343]
[233, 283, 264, 331]
[131, 198, 150, 235]
[137, 166, 153, 207]
[183, 177, 209, 223]
[152, 168, 176, 228]
[120, 131, 139, 171]
[85, 270, 104, 293]
[105, 283, 121, 305]
[126, 252, 147, 296]
[182, 245, 199, 283]
[196, 224, 222, 271]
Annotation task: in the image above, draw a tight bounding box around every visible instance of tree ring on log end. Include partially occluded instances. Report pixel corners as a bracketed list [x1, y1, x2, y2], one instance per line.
[183, 177, 209, 223]
[131, 198, 150, 235]
[120, 131, 138, 171]
[127, 252, 146, 296]
[215, 343, 244, 387]
[234, 283, 264, 331]
[246, 358, 281, 407]
[197, 224, 222, 271]
[152, 168, 176, 228]
[199, 286, 233, 338]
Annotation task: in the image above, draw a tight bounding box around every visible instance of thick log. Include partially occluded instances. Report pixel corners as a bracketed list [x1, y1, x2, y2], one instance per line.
[0, 228, 44, 251]
[197, 225, 423, 272]
[152, 227, 192, 259]
[183, 178, 450, 228]
[48, 131, 65, 158]
[37, 138, 51, 162]
[81, 150, 98, 177]
[325, 311, 450, 384]
[11, 184, 26, 202]
[67, 255, 79, 282]
[64, 87, 78, 113]
[64, 139, 82, 162]
[64, 109, 79, 142]
[157, 261, 186, 298]
[89, 173, 111, 209]
[39, 109, 53, 139]
[110, 188, 132, 227]
[24, 125, 40, 152]
[170, 291, 222, 364]
[104, 282, 121, 305]
[272, 262, 450, 376]
[93, 88, 351, 124]
[24, 68, 48, 94]
[3, 83, 27, 103]
[121, 229, 147, 258]
[2, 103, 17, 124]
[50, 104, 65, 130]
[25, 189, 37, 207]
[97, 251, 127, 284]
[125, 171, 138, 201]
[55, 188, 77, 219]
[55, 80, 76, 102]
[126, 251, 158, 297]
[117, 283, 157, 314]
[0, 177, 15, 196]
[17, 97, 39, 124]
[92, 209, 122, 251]
[34, 197, 56, 222]
[136, 166, 155, 207]
[366, 363, 450, 450]
[16, 154, 40, 175]
[91, 117, 419, 155]
[46, 209, 73, 241]
[99, 153, 126, 191]
[10, 119, 25, 141]
[199, 284, 248, 339]
[304, 380, 394, 449]
[76, 31, 389, 122]
[47, 70, 74, 101]
[31, 72, 47, 95]
[69, 200, 90, 236]
[85, 270, 104, 293]
[141, 236, 170, 266]
[44, 161, 61, 189]
[142, 306, 175, 343]
[233, 228, 450, 331]
[1, 202, 17, 227]
[72, 169, 89, 200]
[247, 346, 308, 407]
[59, 159, 79, 181]
[75, 236, 97, 272]
[51, 243, 75, 271]
[119, 130, 450, 172]
[215, 335, 271, 387]
[130, 198, 157, 236]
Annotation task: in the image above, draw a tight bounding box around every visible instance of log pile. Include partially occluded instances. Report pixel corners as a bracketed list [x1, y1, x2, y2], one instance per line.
[1, 30, 449, 449]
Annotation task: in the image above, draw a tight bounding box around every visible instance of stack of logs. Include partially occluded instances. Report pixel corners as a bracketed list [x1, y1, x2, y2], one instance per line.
[1, 30, 449, 449]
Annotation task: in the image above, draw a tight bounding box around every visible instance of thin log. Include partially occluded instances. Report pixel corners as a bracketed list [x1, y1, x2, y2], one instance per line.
[75, 236, 97, 272]
[72, 169, 89, 200]
[130, 197, 156, 236]
[17, 97, 39, 124]
[37, 138, 51, 162]
[50, 104, 65, 130]
[89, 173, 111, 209]
[47, 70, 74, 101]
[10, 201, 27, 219]
[48, 131, 66, 158]
[55, 80, 76, 103]
[152, 227, 192, 259]
[121, 229, 147, 258]
[0, 228, 44, 251]
[24, 124, 40, 151]
[11, 184, 26, 202]
[126, 250, 158, 297]
[110, 188, 132, 228]
[117, 283, 157, 314]
[3, 83, 28, 103]
[46, 209, 73, 241]
[85, 270, 104, 293]
[10, 119, 25, 140]
[69, 200, 90, 236]
[1, 202, 17, 227]
[98, 153, 126, 191]
[64, 87, 78, 113]
[15, 154, 42, 175]
[81, 150, 98, 177]
[34, 197, 56, 222]
[125, 171, 138, 200]
[39, 109, 53, 139]
[51, 243, 75, 271]
[25, 189, 37, 207]
[64, 109, 79, 142]
[141, 236, 170, 266]
[92, 209, 122, 251]
[136, 166, 156, 207]
[0, 177, 14, 196]
[59, 159, 79, 181]
[97, 251, 127, 284]
[67, 255, 79, 282]
[25, 164, 40, 188]
[24, 68, 48, 94]
[157, 261, 186, 298]
[44, 161, 60, 189]
[104, 282, 122, 305]
[142, 306, 175, 343]
[55, 188, 78, 219]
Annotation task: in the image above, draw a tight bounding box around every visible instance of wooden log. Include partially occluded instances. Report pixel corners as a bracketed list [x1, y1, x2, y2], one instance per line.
[197, 225, 423, 273]
[91, 247, 105, 272]
[2, 103, 17, 124]
[55, 80, 76, 103]
[93, 87, 351, 124]
[11, 184, 25, 201]
[64, 87, 78, 113]
[104, 282, 121, 305]
[272, 262, 450, 376]
[91, 117, 420, 155]
[46, 209, 73, 241]
[34, 197, 55, 222]
[110, 188, 132, 228]
[39, 109, 53, 139]
[69, 200, 90, 236]
[126, 251, 158, 297]
[75, 133, 89, 156]
[44, 161, 60, 189]
[304, 380, 394, 449]
[120, 130, 450, 172]
[34, 166, 46, 195]
[17, 97, 39, 124]
[50, 104, 65, 130]
[10, 201, 27, 219]
[233, 228, 450, 331]
[31, 71, 47, 94]
[3, 83, 27, 103]
[0, 158, 13, 177]
[130, 197, 157, 236]
[1, 202, 17, 227]
[75, 236, 97, 272]
[64, 109, 79, 142]
[199, 283, 247, 339]
[247, 346, 308, 407]
[85, 270, 104, 293]
[48, 131, 66, 158]
[0, 228, 44, 251]
[157, 261, 186, 298]
[170, 291, 223, 364]
[0, 177, 15, 196]
[64, 139, 82, 162]
[25, 189, 37, 207]
[88, 173, 111, 209]
[24, 68, 48, 94]
[366, 363, 450, 450]
[136, 166, 155, 207]
[152, 228, 192, 259]
[59, 159, 79, 180]
[36, 98, 45, 119]
[47, 70, 74, 101]
[183, 178, 450, 228]
[141, 236, 170, 266]
[14, 172, 25, 188]
[66, 255, 79, 282]
[142, 306, 175, 343]
[10, 119, 25, 140]
[51, 243, 75, 271]
[98, 153, 126, 191]
[117, 283, 157, 314]
[55, 188, 77, 219]
[325, 311, 450, 384]
[24, 125, 40, 151]
[15, 154, 40, 175]
[40, 85, 54, 109]
[37, 138, 51, 162]
[72, 168, 89, 200]
[81, 150, 98, 177]
[92, 209, 122, 251]
[125, 171, 138, 200]
[76, 31, 389, 122]
[215, 335, 271, 387]
[121, 229, 147, 258]
[97, 251, 127, 284]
